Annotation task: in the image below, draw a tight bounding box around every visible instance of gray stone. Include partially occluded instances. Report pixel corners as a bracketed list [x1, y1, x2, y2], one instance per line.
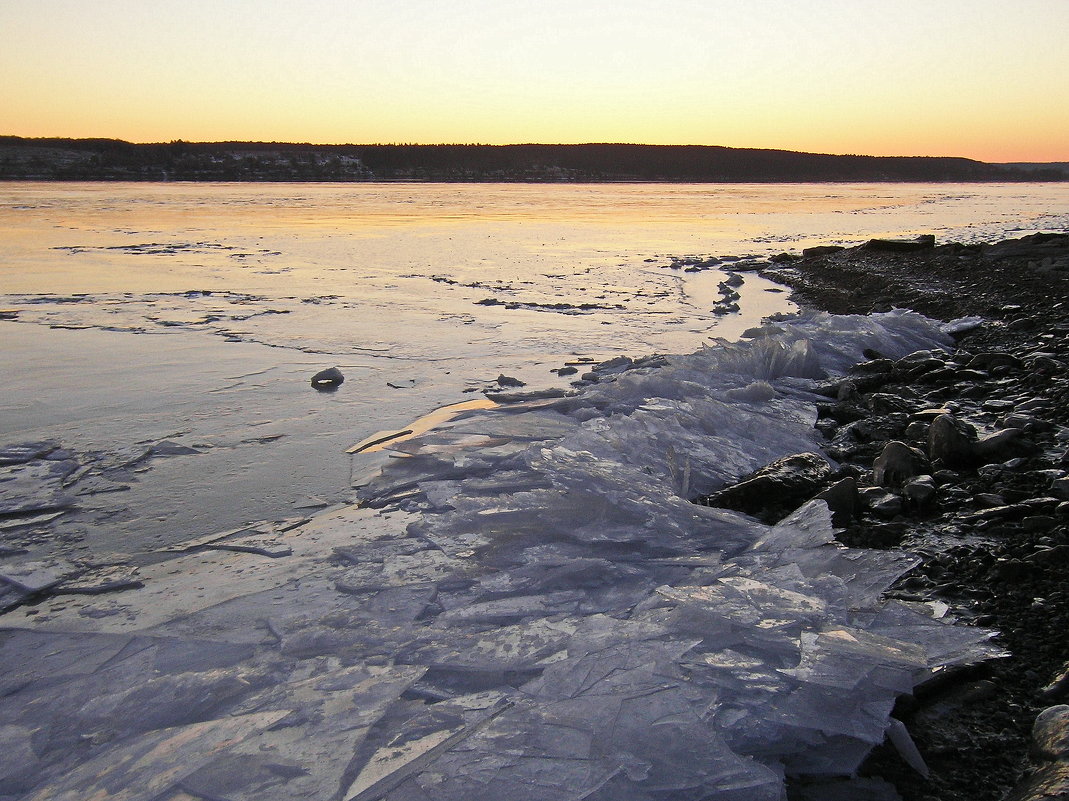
[903, 475, 937, 506]
[928, 414, 976, 468]
[1004, 761, 1069, 801]
[1051, 477, 1069, 501]
[999, 413, 1046, 432]
[968, 352, 1022, 370]
[1033, 705, 1069, 760]
[904, 421, 929, 440]
[974, 428, 1034, 463]
[813, 477, 857, 526]
[696, 452, 833, 523]
[873, 441, 927, 487]
[859, 487, 903, 518]
[836, 380, 860, 402]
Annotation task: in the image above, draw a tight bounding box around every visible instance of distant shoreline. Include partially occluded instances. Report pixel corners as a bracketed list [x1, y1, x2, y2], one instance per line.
[3, 137, 1066, 183]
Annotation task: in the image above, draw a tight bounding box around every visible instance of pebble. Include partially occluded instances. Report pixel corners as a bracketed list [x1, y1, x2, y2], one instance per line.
[310, 366, 344, 389]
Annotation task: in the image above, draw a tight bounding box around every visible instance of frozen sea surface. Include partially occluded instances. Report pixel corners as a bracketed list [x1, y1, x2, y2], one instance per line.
[0, 181, 1057, 797]
[0, 309, 1005, 800]
[2, 181, 1068, 549]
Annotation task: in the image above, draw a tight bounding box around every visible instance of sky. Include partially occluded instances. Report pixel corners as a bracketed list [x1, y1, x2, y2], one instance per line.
[1, 0, 1067, 162]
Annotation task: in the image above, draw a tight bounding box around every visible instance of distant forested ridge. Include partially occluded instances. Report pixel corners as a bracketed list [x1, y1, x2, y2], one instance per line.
[1, 137, 1064, 182]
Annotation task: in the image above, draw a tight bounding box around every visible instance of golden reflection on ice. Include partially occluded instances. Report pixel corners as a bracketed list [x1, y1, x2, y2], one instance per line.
[347, 397, 497, 454]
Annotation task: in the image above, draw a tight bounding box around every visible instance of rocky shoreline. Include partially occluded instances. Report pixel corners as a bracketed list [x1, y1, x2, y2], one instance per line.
[741, 232, 1069, 800]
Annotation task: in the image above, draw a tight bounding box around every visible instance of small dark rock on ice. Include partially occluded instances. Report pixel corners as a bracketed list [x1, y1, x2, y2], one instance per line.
[310, 367, 344, 390]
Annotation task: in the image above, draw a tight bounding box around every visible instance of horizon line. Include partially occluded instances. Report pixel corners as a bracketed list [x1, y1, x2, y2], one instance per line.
[4, 135, 1051, 164]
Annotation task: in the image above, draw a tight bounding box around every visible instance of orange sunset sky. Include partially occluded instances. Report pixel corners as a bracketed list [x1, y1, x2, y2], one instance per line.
[2, 0, 1067, 163]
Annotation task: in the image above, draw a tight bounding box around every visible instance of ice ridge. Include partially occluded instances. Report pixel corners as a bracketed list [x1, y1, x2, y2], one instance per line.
[335, 310, 1000, 799]
[5, 310, 1002, 801]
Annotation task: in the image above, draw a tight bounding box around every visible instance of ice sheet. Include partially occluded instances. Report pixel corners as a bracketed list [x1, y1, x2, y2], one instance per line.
[0, 310, 1004, 800]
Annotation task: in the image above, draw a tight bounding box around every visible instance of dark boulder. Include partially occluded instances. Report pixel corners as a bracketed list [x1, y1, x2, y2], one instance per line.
[695, 452, 833, 523]
[873, 441, 928, 487]
[928, 414, 977, 469]
[813, 476, 858, 526]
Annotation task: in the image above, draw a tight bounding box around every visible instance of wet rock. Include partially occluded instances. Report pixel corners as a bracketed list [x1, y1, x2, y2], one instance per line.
[999, 413, 1046, 432]
[859, 486, 903, 518]
[904, 420, 929, 440]
[903, 475, 937, 506]
[895, 352, 946, 376]
[1052, 478, 1069, 501]
[696, 452, 833, 523]
[968, 352, 1023, 370]
[589, 355, 635, 376]
[873, 441, 928, 487]
[310, 366, 344, 389]
[974, 428, 1037, 464]
[1041, 666, 1069, 702]
[928, 414, 977, 468]
[851, 358, 895, 375]
[835, 380, 861, 402]
[861, 235, 936, 253]
[813, 476, 857, 525]
[802, 245, 845, 258]
[1005, 707, 1069, 801]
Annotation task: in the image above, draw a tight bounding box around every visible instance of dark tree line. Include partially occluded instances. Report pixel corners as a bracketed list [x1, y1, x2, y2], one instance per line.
[1, 137, 1062, 182]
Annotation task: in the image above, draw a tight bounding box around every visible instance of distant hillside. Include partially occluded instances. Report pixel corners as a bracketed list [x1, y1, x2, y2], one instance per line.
[0, 137, 1058, 183]
[999, 162, 1069, 180]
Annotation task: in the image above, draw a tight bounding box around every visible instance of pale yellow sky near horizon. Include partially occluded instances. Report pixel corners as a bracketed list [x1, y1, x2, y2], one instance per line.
[1, 0, 1067, 162]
